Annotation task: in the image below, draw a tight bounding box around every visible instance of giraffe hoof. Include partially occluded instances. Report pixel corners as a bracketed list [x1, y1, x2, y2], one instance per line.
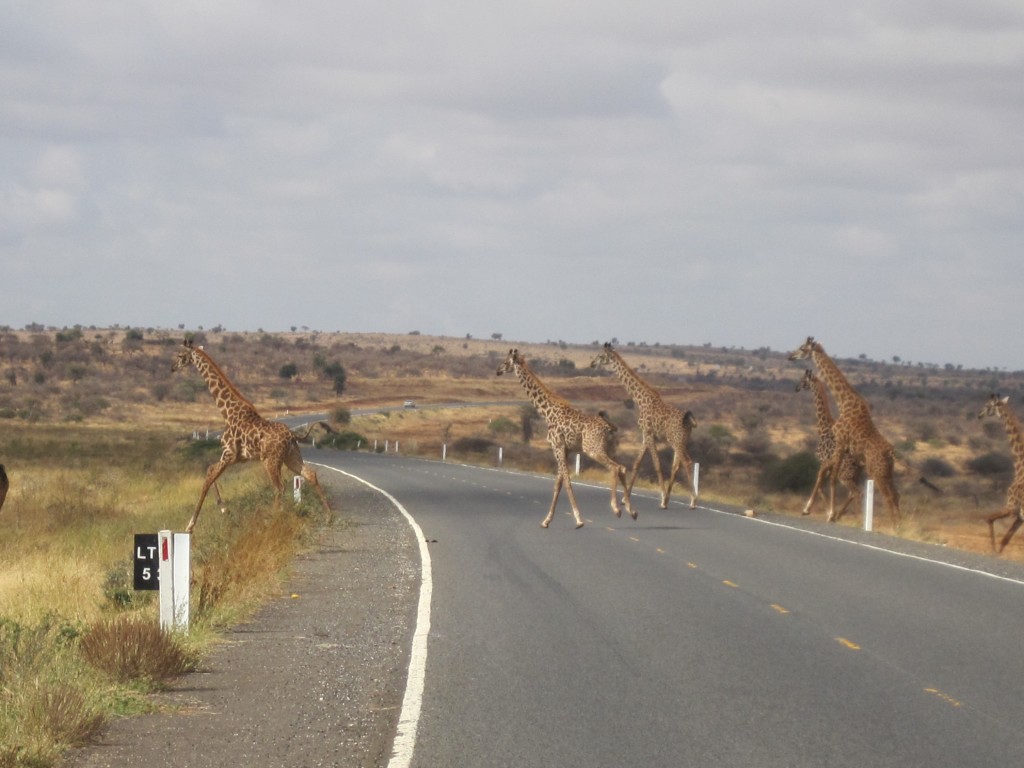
[689, 501, 697, 510]
[613, 509, 622, 518]
[541, 521, 550, 528]
[660, 501, 669, 510]
[629, 510, 638, 521]
[575, 521, 585, 529]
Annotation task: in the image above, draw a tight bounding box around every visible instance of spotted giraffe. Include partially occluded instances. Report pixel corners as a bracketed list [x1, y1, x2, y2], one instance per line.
[788, 337, 905, 525]
[172, 339, 330, 533]
[496, 348, 633, 528]
[590, 342, 698, 509]
[795, 368, 863, 521]
[978, 394, 1024, 553]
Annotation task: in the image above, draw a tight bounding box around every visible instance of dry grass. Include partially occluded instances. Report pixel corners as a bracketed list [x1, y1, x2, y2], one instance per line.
[79, 614, 195, 684]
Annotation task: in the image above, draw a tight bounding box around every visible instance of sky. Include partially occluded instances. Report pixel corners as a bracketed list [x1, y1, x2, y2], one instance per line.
[2, 2, 1023, 370]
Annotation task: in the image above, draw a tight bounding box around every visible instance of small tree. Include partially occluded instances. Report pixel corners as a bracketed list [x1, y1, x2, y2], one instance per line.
[322, 361, 347, 396]
[279, 362, 298, 380]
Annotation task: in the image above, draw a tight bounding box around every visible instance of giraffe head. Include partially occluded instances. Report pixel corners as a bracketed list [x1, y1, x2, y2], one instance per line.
[683, 411, 698, 430]
[496, 348, 523, 377]
[589, 342, 615, 370]
[979, 393, 1010, 420]
[795, 368, 815, 392]
[787, 336, 819, 362]
[172, 339, 198, 373]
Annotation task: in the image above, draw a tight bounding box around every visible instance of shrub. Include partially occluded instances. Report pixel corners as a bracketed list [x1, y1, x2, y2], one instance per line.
[78, 614, 194, 685]
[319, 430, 367, 450]
[451, 437, 495, 454]
[919, 457, 956, 479]
[966, 452, 1013, 477]
[760, 451, 819, 493]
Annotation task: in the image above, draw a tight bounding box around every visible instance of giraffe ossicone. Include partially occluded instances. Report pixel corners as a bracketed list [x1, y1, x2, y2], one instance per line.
[497, 348, 632, 529]
[172, 339, 330, 533]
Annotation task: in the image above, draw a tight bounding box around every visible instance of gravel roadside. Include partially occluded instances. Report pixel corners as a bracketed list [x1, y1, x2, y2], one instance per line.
[64, 472, 419, 768]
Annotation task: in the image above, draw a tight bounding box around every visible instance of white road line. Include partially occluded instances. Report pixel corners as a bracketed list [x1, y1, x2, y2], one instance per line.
[315, 464, 431, 768]
[692, 501, 1024, 588]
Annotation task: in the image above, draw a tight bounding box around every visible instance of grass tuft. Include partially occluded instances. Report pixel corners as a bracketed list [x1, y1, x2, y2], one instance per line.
[78, 614, 195, 685]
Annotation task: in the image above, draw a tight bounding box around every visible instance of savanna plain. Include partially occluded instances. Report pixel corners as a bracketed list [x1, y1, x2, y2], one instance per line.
[1, 326, 1022, 766]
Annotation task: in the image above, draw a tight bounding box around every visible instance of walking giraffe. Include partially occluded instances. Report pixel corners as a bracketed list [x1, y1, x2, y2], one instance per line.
[978, 394, 1024, 553]
[795, 368, 863, 521]
[788, 337, 906, 525]
[496, 348, 633, 528]
[172, 339, 330, 533]
[590, 342, 698, 509]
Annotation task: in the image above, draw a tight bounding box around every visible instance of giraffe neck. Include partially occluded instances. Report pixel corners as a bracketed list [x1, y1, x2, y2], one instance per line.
[190, 349, 260, 426]
[513, 358, 569, 425]
[811, 345, 865, 416]
[997, 403, 1024, 466]
[604, 348, 658, 409]
[809, 375, 835, 438]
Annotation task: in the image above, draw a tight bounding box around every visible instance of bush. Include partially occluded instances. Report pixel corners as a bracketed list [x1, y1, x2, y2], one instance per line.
[319, 430, 367, 450]
[79, 614, 194, 685]
[451, 437, 495, 454]
[966, 452, 1013, 477]
[760, 451, 819, 493]
[919, 457, 956, 478]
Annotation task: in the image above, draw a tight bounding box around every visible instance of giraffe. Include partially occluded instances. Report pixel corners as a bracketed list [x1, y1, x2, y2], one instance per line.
[590, 342, 698, 509]
[977, 394, 1024, 553]
[0, 464, 8, 513]
[172, 340, 330, 533]
[787, 337, 905, 525]
[795, 368, 863, 521]
[496, 348, 633, 528]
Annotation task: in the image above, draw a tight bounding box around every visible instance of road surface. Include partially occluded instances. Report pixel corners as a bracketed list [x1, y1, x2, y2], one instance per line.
[320, 451, 1024, 768]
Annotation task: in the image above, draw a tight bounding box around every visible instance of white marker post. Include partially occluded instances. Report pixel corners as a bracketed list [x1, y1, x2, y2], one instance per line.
[497, 446, 503, 466]
[293, 475, 303, 503]
[693, 462, 700, 500]
[158, 530, 190, 632]
[442, 443, 447, 462]
[863, 479, 875, 532]
[575, 453, 581, 476]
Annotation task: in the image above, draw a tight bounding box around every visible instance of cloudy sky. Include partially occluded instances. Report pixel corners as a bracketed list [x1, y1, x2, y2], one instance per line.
[2, 2, 1022, 369]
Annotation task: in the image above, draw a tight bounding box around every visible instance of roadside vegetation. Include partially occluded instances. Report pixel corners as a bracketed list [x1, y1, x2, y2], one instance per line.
[1, 325, 1023, 764]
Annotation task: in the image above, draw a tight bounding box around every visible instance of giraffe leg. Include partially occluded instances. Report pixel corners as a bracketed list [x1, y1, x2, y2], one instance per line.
[300, 467, 331, 514]
[284, 448, 332, 514]
[262, 457, 285, 509]
[590, 447, 633, 520]
[644, 440, 668, 509]
[826, 467, 840, 522]
[985, 507, 1015, 551]
[803, 463, 831, 516]
[998, 512, 1024, 553]
[665, 451, 698, 509]
[187, 460, 231, 533]
[547, 449, 583, 529]
[625, 446, 649, 502]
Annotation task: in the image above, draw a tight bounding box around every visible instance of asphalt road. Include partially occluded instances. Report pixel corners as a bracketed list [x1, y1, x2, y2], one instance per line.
[319, 451, 1024, 768]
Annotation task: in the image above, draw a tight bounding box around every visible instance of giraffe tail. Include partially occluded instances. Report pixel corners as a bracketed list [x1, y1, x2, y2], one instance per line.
[919, 475, 942, 494]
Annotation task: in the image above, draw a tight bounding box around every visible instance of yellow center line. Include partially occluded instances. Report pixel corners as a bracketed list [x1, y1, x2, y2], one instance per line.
[655, 548, 666, 554]
[924, 688, 962, 708]
[686, 562, 698, 569]
[723, 580, 738, 588]
[629, 536, 640, 542]
[836, 637, 861, 650]
[770, 604, 790, 614]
